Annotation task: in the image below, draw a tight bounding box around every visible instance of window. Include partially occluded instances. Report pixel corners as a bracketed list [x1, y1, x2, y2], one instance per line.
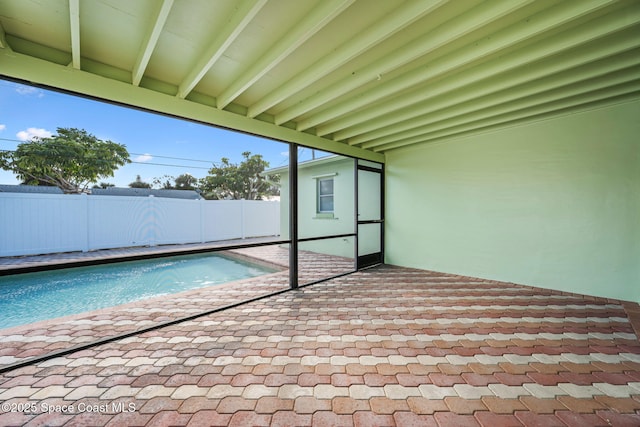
[317, 177, 334, 213]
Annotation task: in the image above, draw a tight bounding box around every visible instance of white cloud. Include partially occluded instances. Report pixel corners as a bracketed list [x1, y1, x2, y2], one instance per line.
[0, 124, 6, 131]
[16, 127, 53, 141]
[15, 85, 44, 97]
[134, 153, 153, 162]
[280, 151, 289, 157]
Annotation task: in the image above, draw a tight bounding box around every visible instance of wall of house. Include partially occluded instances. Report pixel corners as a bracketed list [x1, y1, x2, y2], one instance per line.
[279, 157, 356, 259]
[385, 99, 640, 303]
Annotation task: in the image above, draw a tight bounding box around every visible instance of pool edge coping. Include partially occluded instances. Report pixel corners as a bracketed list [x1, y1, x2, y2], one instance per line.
[0, 238, 290, 276]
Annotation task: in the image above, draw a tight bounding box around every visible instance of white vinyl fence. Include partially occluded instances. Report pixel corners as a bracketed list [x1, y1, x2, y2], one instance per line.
[0, 193, 280, 257]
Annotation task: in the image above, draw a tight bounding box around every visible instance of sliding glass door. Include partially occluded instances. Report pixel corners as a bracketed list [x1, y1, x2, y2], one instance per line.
[285, 146, 384, 288]
[296, 150, 356, 285]
[357, 160, 384, 269]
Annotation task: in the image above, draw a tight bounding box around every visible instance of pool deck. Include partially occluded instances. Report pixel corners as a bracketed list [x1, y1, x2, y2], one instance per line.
[0, 242, 356, 369]
[0, 237, 287, 273]
[1, 245, 639, 426]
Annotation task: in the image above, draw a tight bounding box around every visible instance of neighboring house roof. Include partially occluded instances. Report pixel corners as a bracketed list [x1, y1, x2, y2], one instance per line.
[0, 185, 201, 199]
[265, 155, 348, 175]
[92, 188, 202, 199]
[0, 184, 63, 194]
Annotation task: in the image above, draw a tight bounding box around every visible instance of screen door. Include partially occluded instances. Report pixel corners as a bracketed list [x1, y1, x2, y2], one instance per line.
[357, 160, 383, 269]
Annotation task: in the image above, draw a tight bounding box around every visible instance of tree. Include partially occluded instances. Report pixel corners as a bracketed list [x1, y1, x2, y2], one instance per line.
[0, 127, 130, 194]
[20, 177, 56, 186]
[174, 173, 197, 190]
[93, 182, 115, 189]
[199, 151, 279, 200]
[129, 175, 151, 188]
[152, 174, 175, 189]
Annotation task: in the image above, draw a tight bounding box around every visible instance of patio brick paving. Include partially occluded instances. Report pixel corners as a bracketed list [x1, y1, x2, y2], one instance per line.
[0, 244, 357, 370]
[0, 248, 639, 425]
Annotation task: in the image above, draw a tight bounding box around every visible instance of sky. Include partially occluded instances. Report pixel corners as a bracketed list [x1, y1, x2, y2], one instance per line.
[0, 79, 323, 188]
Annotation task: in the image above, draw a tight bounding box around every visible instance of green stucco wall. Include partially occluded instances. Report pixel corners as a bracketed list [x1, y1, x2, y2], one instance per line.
[385, 99, 640, 303]
[278, 157, 356, 259]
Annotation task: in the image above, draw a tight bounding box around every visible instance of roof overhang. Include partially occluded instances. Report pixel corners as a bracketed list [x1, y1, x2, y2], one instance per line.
[265, 154, 351, 175]
[0, 50, 384, 163]
[1, 0, 638, 160]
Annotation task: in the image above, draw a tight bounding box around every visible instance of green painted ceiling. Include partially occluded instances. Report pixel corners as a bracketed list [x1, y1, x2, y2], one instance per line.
[0, 0, 639, 160]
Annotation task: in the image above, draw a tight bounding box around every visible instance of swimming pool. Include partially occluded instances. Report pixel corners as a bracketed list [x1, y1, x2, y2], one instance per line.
[0, 252, 277, 329]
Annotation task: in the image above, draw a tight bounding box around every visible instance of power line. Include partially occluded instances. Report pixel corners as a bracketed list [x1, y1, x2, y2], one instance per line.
[1, 150, 212, 172]
[130, 152, 213, 164]
[129, 161, 211, 170]
[0, 138, 218, 165]
[0, 141, 291, 170]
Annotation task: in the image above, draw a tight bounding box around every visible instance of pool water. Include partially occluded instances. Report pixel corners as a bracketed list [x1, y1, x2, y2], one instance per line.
[0, 253, 276, 329]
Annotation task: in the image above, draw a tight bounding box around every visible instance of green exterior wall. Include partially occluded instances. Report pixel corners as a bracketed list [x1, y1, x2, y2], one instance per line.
[277, 157, 356, 259]
[385, 99, 640, 303]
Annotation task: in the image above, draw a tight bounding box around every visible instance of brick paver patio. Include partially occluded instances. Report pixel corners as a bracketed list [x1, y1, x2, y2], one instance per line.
[1, 247, 639, 426]
[0, 244, 356, 370]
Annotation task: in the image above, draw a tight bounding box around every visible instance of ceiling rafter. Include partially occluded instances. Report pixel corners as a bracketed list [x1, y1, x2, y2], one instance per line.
[362, 61, 640, 149]
[69, 0, 80, 69]
[216, 0, 355, 110]
[307, 0, 618, 135]
[337, 8, 640, 144]
[132, 0, 174, 86]
[177, 0, 267, 99]
[0, 48, 384, 162]
[1, 0, 638, 156]
[245, 0, 447, 118]
[0, 22, 10, 51]
[274, 0, 536, 127]
[348, 34, 640, 146]
[371, 84, 640, 152]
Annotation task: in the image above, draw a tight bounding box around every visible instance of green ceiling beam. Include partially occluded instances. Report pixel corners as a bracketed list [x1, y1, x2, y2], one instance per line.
[370, 80, 640, 152]
[69, 0, 81, 69]
[246, 0, 446, 118]
[276, 0, 535, 127]
[314, 0, 621, 137]
[363, 64, 640, 148]
[354, 44, 640, 147]
[132, 0, 174, 86]
[6, 34, 70, 65]
[216, 0, 354, 109]
[343, 18, 640, 145]
[375, 91, 640, 152]
[0, 22, 10, 51]
[176, 0, 266, 99]
[0, 49, 383, 163]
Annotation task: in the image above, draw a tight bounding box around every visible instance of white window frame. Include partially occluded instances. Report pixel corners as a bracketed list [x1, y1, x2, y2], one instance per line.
[317, 177, 334, 214]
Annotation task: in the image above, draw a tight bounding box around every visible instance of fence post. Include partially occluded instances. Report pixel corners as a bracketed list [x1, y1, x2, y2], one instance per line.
[200, 198, 205, 243]
[82, 193, 90, 252]
[273, 201, 279, 236]
[240, 199, 245, 239]
[149, 195, 156, 247]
